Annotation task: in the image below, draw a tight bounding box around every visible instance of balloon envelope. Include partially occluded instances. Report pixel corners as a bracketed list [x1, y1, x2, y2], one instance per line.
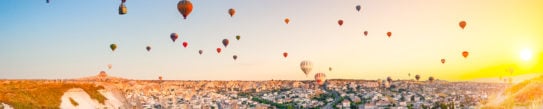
[233, 55, 238, 60]
[300, 60, 313, 77]
[314, 73, 326, 85]
[356, 5, 361, 12]
[107, 64, 112, 70]
[222, 39, 229, 48]
[459, 21, 467, 29]
[338, 19, 343, 26]
[415, 75, 420, 81]
[228, 8, 236, 17]
[387, 32, 392, 38]
[182, 42, 188, 48]
[110, 44, 117, 52]
[216, 48, 222, 54]
[364, 31, 368, 36]
[198, 50, 203, 55]
[170, 33, 179, 42]
[284, 18, 290, 24]
[118, 3, 127, 15]
[236, 35, 240, 40]
[462, 51, 469, 58]
[177, 0, 193, 19]
[441, 59, 446, 64]
[146, 46, 151, 52]
[283, 52, 288, 58]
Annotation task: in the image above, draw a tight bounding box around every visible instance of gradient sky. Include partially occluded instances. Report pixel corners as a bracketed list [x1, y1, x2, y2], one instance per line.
[1, 0, 542, 80]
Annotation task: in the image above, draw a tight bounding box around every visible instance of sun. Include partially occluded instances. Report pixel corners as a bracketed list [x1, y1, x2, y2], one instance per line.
[520, 49, 533, 61]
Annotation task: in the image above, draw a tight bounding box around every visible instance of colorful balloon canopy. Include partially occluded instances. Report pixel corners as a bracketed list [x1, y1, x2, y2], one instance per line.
[216, 48, 222, 54]
[283, 52, 288, 58]
[284, 18, 290, 24]
[222, 39, 229, 48]
[300, 60, 313, 77]
[146, 46, 151, 52]
[177, 0, 193, 20]
[182, 41, 188, 48]
[441, 59, 446, 64]
[110, 44, 117, 52]
[338, 19, 343, 26]
[314, 73, 326, 85]
[118, 3, 127, 15]
[459, 20, 467, 29]
[462, 51, 469, 58]
[170, 33, 179, 42]
[228, 8, 236, 17]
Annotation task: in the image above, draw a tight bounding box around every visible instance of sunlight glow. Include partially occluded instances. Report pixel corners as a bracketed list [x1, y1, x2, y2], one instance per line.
[520, 49, 533, 61]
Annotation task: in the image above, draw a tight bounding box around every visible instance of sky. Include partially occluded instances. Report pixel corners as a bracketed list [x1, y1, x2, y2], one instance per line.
[0, 0, 542, 81]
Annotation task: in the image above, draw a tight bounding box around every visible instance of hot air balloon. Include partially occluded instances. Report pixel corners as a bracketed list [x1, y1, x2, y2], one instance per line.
[228, 8, 236, 17]
[216, 48, 222, 54]
[222, 39, 229, 48]
[356, 5, 361, 12]
[284, 18, 290, 24]
[146, 46, 151, 52]
[107, 64, 112, 70]
[428, 76, 435, 82]
[441, 59, 446, 64]
[328, 67, 332, 71]
[177, 0, 193, 20]
[198, 50, 203, 55]
[338, 19, 344, 26]
[236, 35, 240, 40]
[300, 60, 313, 77]
[283, 52, 288, 58]
[110, 44, 117, 52]
[118, 3, 127, 15]
[182, 41, 188, 48]
[121, 0, 126, 3]
[408, 73, 411, 77]
[46, 0, 50, 4]
[386, 32, 392, 38]
[459, 21, 466, 29]
[314, 73, 326, 85]
[159, 76, 163, 81]
[415, 75, 420, 81]
[233, 55, 238, 60]
[462, 51, 469, 58]
[387, 76, 392, 83]
[364, 31, 368, 36]
[170, 33, 179, 42]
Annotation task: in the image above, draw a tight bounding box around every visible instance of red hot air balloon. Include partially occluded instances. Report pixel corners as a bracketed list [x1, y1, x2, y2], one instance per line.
[228, 8, 236, 17]
[386, 32, 392, 38]
[314, 73, 326, 85]
[216, 48, 222, 54]
[284, 18, 290, 24]
[338, 19, 344, 26]
[182, 41, 188, 48]
[364, 31, 368, 36]
[459, 21, 467, 29]
[177, 0, 193, 20]
[462, 51, 469, 58]
[441, 59, 446, 64]
[283, 52, 288, 58]
[170, 33, 179, 42]
[222, 39, 229, 48]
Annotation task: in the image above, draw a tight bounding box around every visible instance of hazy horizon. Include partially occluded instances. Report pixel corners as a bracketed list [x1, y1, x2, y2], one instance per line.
[1, 0, 542, 81]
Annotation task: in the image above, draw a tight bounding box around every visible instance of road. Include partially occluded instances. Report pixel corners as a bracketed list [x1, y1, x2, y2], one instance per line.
[323, 87, 340, 109]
